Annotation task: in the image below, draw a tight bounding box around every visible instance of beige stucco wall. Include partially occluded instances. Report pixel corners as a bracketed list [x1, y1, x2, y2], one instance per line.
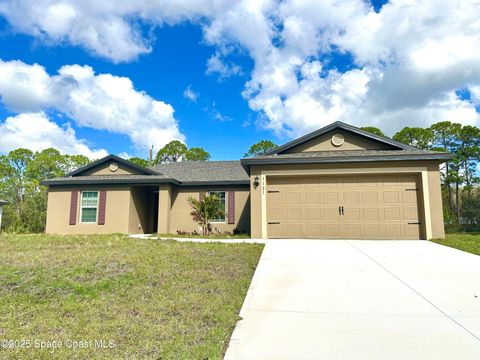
[248, 160, 446, 240]
[45, 184, 251, 235]
[165, 186, 250, 234]
[45, 186, 132, 234]
[284, 129, 390, 153]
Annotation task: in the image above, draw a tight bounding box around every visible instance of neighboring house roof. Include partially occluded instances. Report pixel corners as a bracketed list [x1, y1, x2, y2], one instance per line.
[0, 199, 7, 205]
[150, 161, 250, 185]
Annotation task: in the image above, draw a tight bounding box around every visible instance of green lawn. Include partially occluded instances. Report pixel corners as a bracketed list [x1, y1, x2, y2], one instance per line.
[432, 233, 480, 255]
[0, 234, 263, 359]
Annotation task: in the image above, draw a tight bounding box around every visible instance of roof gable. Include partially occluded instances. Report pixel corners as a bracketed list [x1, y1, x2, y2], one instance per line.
[68, 155, 159, 177]
[265, 121, 417, 156]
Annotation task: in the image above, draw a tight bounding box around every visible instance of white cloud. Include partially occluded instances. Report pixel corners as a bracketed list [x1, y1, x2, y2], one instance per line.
[117, 152, 131, 159]
[206, 52, 242, 79]
[0, 60, 185, 151]
[0, 112, 108, 158]
[183, 85, 199, 102]
[1, 0, 480, 137]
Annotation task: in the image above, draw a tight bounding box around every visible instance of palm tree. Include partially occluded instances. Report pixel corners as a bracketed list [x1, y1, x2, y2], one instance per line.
[187, 192, 225, 235]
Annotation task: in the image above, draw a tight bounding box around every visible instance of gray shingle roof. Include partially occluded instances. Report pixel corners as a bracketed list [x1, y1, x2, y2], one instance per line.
[41, 161, 250, 186]
[150, 160, 249, 183]
[241, 149, 453, 167]
[41, 174, 176, 186]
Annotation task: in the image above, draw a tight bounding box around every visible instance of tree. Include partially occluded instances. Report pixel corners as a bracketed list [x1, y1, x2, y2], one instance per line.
[429, 121, 462, 221]
[185, 147, 211, 161]
[154, 141, 211, 164]
[244, 140, 278, 157]
[61, 155, 90, 174]
[360, 126, 386, 137]
[154, 141, 187, 164]
[392, 127, 433, 149]
[187, 193, 225, 235]
[0, 148, 91, 233]
[129, 157, 150, 168]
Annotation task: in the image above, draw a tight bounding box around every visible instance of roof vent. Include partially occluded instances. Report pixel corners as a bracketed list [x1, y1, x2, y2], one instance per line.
[109, 162, 119, 172]
[331, 134, 344, 147]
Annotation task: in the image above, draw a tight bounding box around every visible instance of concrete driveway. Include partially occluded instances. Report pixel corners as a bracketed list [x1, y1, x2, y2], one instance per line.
[225, 240, 480, 360]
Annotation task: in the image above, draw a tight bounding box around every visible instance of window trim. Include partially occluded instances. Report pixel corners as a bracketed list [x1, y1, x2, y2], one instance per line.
[79, 190, 99, 224]
[207, 190, 227, 223]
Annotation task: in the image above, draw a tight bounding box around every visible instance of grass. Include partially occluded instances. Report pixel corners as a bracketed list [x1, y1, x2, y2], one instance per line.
[0, 234, 263, 359]
[157, 233, 250, 239]
[432, 232, 480, 255]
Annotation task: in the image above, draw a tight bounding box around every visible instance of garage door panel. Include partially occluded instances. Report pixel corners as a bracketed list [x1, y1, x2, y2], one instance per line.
[287, 207, 302, 220]
[305, 224, 323, 237]
[267, 174, 422, 239]
[268, 207, 284, 220]
[324, 206, 341, 220]
[405, 224, 421, 238]
[363, 208, 380, 221]
[385, 224, 403, 238]
[305, 177, 321, 188]
[362, 191, 378, 203]
[345, 224, 362, 238]
[344, 207, 361, 221]
[384, 208, 401, 221]
[383, 191, 401, 203]
[268, 223, 285, 238]
[323, 192, 340, 204]
[305, 192, 321, 204]
[286, 223, 303, 237]
[364, 224, 382, 238]
[267, 192, 283, 205]
[305, 207, 322, 220]
[319, 177, 340, 188]
[404, 207, 419, 220]
[324, 224, 342, 237]
[403, 191, 419, 203]
[286, 192, 302, 204]
[344, 191, 361, 204]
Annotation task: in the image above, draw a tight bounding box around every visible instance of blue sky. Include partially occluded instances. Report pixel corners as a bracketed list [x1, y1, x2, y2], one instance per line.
[0, 0, 479, 160]
[0, 20, 267, 159]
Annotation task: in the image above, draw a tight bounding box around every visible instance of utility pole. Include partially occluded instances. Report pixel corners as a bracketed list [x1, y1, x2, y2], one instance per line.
[149, 145, 153, 165]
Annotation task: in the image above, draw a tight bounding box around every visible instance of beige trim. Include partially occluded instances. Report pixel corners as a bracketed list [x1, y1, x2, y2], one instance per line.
[157, 184, 171, 233]
[421, 171, 433, 240]
[261, 175, 267, 239]
[259, 166, 432, 240]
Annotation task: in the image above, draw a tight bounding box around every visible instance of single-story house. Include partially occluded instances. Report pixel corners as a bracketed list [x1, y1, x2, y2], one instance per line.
[0, 199, 7, 230]
[42, 121, 452, 240]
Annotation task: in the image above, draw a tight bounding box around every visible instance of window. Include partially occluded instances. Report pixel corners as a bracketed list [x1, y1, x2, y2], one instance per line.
[80, 191, 98, 223]
[208, 191, 226, 223]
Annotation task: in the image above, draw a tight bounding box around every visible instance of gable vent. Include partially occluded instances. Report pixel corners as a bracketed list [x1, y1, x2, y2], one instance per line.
[331, 134, 345, 147]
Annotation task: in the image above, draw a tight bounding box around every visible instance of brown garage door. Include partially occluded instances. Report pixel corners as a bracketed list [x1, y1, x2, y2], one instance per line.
[267, 174, 423, 239]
